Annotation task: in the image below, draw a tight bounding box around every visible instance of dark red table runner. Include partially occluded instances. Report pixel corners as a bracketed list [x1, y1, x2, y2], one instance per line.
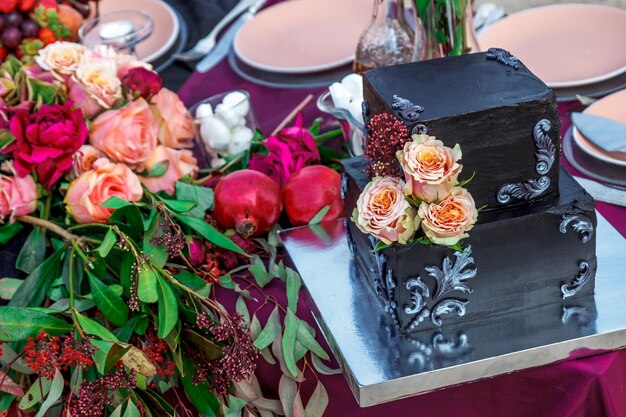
[177, 45, 626, 417]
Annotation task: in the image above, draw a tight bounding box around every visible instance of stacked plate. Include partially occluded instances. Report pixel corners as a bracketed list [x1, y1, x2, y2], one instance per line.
[229, 0, 371, 88]
[478, 4, 626, 101]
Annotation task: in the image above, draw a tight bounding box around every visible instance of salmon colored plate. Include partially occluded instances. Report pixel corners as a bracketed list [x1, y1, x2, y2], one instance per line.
[234, 0, 371, 74]
[97, 0, 179, 63]
[573, 88, 626, 167]
[478, 4, 626, 88]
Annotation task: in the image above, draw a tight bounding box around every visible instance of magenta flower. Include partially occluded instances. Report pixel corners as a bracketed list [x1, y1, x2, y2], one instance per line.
[3, 102, 88, 190]
[122, 67, 163, 101]
[249, 113, 320, 186]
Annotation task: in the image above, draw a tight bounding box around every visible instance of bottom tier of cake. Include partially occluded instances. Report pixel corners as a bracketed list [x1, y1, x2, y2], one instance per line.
[342, 158, 597, 333]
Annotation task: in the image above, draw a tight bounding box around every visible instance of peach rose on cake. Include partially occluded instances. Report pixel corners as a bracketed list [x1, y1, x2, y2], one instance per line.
[90, 98, 159, 168]
[0, 163, 38, 223]
[69, 61, 122, 118]
[152, 88, 195, 149]
[65, 158, 143, 224]
[35, 42, 86, 80]
[418, 187, 478, 246]
[352, 176, 418, 245]
[397, 134, 462, 203]
[139, 146, 198, 195]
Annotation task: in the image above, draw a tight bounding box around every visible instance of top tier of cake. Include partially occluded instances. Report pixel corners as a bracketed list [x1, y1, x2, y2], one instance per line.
[362, 50, 561, 211]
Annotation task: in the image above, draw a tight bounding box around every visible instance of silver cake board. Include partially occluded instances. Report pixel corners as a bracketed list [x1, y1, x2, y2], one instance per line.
[280, 213, 626, 407]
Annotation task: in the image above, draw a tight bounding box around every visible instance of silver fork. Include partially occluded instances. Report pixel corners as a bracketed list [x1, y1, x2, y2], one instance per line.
[174, 0, 255, 62]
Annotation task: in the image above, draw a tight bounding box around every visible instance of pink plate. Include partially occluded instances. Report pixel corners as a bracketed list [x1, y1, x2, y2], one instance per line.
[97, 0, 179, 63]
[573, 88, 626, 167]
[478, 4, 626, 88]
[234, 0, 371, 74]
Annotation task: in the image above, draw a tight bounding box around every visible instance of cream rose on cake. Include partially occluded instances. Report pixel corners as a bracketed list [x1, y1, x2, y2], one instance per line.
[397, 134, 462, 203]
[352, 176, 418, 245]
[418, 186, 478, 246]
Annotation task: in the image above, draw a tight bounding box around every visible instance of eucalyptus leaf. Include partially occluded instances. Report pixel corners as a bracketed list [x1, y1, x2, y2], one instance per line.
[249, 264, 273, 288]
[286, 268, 301, 313]
[174, 214, 247, 256]
[16, 228, 46, 274]
[137, 264, 158, 303]
[278, 374, 297, 417]
[253, 306, 280, 350]
[226, 396, 247, 417]
[235, 296, 250, 324]
[308, 205, 331, 225]
[156, 276, 178, 338]
[75, 311, 118, 341]
[296, 320, 329, 360]
[34, 368, 63, 417]
[311, 354, 342, 375]
[88, 272, 129, 327]
[282, 309, 299, 377]
[9, 249, 63, 307]
[0, 307, 72, 342]
[304, 381, 329, 417]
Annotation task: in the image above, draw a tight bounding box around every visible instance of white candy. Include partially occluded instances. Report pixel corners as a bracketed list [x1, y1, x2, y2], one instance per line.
[215, 103, 244, 129]
[329, 82, 352, 110]
[228, 127, 254, 155]
[200, 116, 231, 151]
[222, 91, 250, 117]
[348, 100, 364, 125]
[195, 103, 214, 119]
[341, 73, 363, 99]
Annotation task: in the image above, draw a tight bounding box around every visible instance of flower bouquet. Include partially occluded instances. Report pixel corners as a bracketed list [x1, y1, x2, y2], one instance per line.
[0, 43, 343, 417]
[352, 112, 478, 251]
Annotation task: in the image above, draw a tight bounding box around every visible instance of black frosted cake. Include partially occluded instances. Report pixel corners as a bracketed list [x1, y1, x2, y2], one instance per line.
[344, 50, 597, 333]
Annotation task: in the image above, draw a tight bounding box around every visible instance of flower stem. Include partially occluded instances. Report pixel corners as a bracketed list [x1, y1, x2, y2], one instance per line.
[271, 94, 313, 136]
[69, 247, 76, 310]
[314, 128, 343, 143]
[17, 215, 99, 244]
[42, 193, 52, 221]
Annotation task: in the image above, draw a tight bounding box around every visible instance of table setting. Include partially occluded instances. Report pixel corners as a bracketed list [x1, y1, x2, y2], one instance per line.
[0, 0, 626, 417]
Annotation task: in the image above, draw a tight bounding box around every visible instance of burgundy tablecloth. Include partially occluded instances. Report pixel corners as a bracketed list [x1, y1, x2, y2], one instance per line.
[178, 52, 626, 417]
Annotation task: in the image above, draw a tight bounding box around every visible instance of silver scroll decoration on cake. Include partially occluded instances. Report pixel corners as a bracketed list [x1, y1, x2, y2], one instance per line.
[367, 236, 400, 326]
[561, 261, 592, 299]
[497, 118, 556, 204]
[559, 214, 594, 243]
[411, 124, 428, 135]
[486, 48, 520, 70]
[392, 95, 424, 123]
[407, 331, 471, 372]
[404, 246, 476, 330]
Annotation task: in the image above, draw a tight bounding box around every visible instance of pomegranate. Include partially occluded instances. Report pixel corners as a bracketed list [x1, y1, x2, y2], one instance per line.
[282, 165, 344, 226]
[213, 169, 282, 238]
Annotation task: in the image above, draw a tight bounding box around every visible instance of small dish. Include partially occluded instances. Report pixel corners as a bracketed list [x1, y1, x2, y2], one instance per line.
[572, 88, 626, 167]
[478, 4, 626, 88]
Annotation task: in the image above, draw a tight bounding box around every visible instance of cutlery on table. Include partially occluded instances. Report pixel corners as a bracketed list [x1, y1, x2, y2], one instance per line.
[573, 176, 626, 207]
[572, 112, 626, 153]
[195, 0, 266, 73]
[174, 0, 255, 62]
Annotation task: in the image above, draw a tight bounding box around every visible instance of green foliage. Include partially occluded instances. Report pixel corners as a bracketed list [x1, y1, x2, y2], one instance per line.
[0, 307, 72, 341]
[9, 250, 63, 307]
[88, 271, 129, 327]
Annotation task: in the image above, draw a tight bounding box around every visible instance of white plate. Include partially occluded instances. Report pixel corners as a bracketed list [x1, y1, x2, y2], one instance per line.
[478, 4, 626, 88]
[233, 0, 371, 74]
[572, 88, 626, 167]
[97, 0, 179, 63]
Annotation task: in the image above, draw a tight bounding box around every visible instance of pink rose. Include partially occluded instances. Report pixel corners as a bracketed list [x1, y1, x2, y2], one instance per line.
[65, 158, 143, 224]
[249, 113, 320, 187]
[90, 98, 159, 168]
[3, 102, 88, 190]
[69, 61, 122, 118]
[71, 145, 104, 178]
[351, 176, 418, 245]
[35, 42, 86, 81]
[397, 134, 463, 203]
[0, 164, 38, 222]
[139, 145, 198, 195]
[152, 88, 195, 149]
[122, 67, 162, 100]
[418, 187, 478, 246]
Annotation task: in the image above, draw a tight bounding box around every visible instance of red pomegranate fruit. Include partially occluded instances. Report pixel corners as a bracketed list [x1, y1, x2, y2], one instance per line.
[282, 165, 344, 226]
[213, 169, 282, 238]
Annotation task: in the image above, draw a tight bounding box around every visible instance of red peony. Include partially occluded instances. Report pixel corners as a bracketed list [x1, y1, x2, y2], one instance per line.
[249, 113, 320, 187]
[4, 102, 88, 190]
[122, 67, 163, 101]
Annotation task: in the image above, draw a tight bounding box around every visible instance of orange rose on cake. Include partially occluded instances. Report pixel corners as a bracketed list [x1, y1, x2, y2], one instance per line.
[352, 176, 418, 245]
[418, 187, 478, 246]
[65, 158, 143, 224]
[397, 134, 462, 203]
[90, 98, 159, 169]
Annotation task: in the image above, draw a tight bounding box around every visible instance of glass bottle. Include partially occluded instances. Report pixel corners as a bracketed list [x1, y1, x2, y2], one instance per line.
[415, 0, 477, 59]
[353, 0, 416, 74]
